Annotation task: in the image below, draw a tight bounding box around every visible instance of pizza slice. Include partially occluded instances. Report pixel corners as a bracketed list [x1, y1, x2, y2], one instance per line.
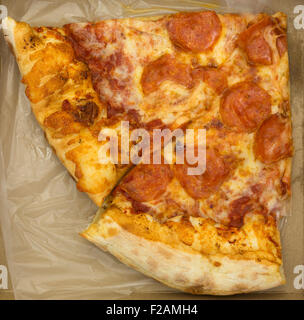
[2, 17, 134, 206]
[82, 111, 292, 294]
[81, 12, 292, 294]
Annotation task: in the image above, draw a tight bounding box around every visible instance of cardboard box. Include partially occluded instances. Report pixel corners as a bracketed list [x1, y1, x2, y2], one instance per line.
[0, 0, 303, 300]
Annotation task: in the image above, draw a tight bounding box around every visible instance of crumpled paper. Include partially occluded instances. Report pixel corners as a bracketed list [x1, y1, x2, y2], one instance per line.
[0, 0, 303, 299]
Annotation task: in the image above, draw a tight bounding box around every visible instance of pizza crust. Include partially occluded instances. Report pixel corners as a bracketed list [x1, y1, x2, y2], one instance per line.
[82, 207, 285, 295]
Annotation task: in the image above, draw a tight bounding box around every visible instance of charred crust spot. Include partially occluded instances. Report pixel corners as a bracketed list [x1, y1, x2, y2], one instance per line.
[61, 99, 99, 126]
[78, 101, 99, 125]
[25, 35, 40, 49]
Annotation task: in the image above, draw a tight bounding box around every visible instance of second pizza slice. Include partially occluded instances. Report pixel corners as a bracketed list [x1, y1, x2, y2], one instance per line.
[82, 11, 292, 295]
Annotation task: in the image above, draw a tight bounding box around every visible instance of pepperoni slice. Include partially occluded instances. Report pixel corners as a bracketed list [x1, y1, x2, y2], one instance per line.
[238, 17, 273, 65]
[119, 164, 173, 202]
[220, 81, 271, 132]
[141, 54, 192, 95]
[174, 148, 229, 200]
[166, 11, 222, 53]
[192, 67, 228, 94]
[254, 114, 292, 164]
